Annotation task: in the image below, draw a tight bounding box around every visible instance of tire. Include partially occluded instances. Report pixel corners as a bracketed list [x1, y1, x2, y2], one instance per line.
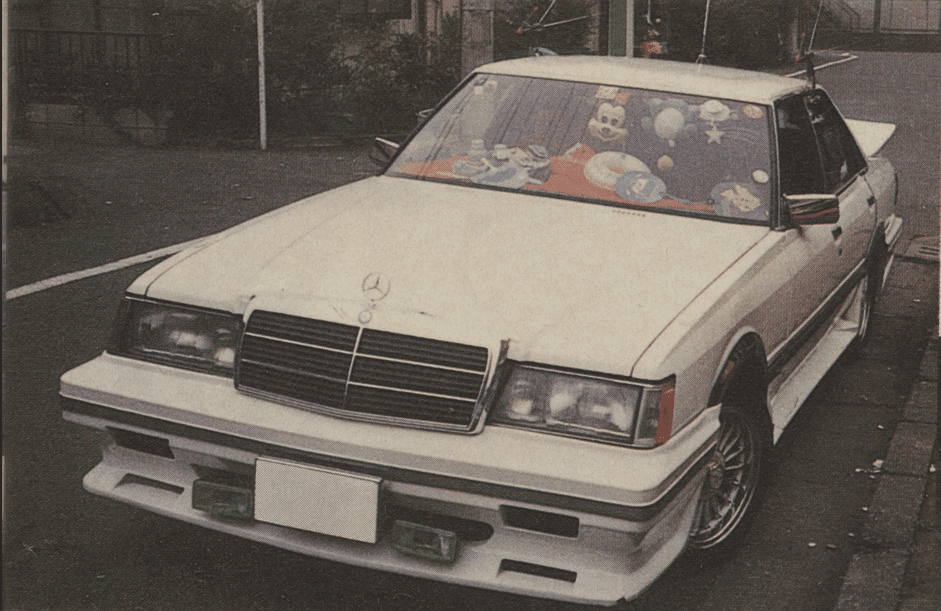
[687, 404, 771, 552]
[851, 234, 886, 350]
[853, 272, 874, 346]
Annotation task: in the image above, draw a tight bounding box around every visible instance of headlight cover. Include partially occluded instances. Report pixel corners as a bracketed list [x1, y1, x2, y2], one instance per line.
[109, 297, 242, 376]
[491, 365, 675, 447]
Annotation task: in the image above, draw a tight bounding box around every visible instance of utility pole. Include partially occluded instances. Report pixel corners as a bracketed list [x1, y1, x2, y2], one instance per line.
[461, 0, 494, 77]
[608, 0, 633, 56]
[256, 0, 267, 150]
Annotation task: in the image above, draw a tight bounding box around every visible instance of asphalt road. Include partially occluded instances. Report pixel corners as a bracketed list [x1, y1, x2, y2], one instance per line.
[3, 51, 939, 611]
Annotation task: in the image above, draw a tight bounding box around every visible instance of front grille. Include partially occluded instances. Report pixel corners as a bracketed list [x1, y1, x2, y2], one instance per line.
[236, 311, 490, 431]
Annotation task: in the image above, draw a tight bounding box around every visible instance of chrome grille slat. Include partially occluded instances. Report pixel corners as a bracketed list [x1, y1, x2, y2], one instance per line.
[240, 335, 352, 379]
[247, 311, 358, 350]
[349, 350, 485, 375]
[239, 365, 346, 408]
[359, 329, 489, 371]
[243, 331, 356, 355]
[350, 356, 484, 398]
[346, 385, 474, 425]
[347, 381, 479, 403]
[236, 311, 489, 430]
[239, 359, 348, 385]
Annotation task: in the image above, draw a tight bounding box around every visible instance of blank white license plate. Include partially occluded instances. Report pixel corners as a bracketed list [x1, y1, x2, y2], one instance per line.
[254, 457, 381, 543]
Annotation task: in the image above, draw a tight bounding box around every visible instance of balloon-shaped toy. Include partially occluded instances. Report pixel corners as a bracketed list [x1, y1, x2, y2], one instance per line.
[641, 98, 698, 147]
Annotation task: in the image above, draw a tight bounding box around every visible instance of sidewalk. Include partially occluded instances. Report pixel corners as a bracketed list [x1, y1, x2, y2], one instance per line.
[834, 260, 939, 611]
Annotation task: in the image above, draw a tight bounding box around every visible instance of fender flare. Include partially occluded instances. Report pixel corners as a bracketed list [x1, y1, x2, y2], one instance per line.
[707, 332, 769, 413]
[866, 222, 889, 293]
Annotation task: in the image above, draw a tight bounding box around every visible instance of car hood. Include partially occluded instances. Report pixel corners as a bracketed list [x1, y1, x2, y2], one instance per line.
[140, 176, 767, 376]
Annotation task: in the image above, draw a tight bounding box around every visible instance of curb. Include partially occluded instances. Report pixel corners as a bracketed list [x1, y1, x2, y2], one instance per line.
[834, 334, 939, 611]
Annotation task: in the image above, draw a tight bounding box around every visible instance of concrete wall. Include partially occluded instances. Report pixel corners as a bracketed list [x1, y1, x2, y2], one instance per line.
[24, 103, 170, 146]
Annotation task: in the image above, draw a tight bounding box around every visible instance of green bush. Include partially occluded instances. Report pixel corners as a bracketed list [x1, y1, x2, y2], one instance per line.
[263, 1, 349, 138]
[341, 14, 461, 135]
[152, 0, 258, 140]
[146, 1, 461, 141]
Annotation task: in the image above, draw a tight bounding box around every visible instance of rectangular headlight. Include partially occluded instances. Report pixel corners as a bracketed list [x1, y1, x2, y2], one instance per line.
[109, 297, 242, 376]
[490, 365, 675, 447]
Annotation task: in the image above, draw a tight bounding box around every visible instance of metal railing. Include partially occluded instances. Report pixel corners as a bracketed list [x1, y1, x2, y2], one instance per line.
[821, 0, 862, 29]
[881, 0, 941, 32]
[11, 28, 154, 104]
[817, 0, 941, 33]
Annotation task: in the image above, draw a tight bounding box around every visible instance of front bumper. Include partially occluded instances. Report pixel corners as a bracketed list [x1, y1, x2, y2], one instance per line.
[62, 356, 717, 605]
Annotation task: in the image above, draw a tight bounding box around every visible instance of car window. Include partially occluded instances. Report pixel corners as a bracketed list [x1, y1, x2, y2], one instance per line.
[387, 74, 774, 224]
[804, 90, 867, 192]
[775, 94, 825, 195]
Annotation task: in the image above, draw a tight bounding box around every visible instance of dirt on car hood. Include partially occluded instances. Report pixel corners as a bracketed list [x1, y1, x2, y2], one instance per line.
[137, 176, 768, 375]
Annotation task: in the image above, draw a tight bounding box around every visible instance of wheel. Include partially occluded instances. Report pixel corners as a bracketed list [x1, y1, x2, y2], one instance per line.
[688, 406, 769, 551]
[851, 234, 886, 349]
[854, 273, 874, 345]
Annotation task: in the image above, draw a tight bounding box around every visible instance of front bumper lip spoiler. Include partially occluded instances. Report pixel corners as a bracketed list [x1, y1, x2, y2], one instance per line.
[62, 396, 715, 523]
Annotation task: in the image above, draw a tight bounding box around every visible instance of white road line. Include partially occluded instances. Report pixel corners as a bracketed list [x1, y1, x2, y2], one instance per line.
[5, 236, 209, 301]
[784, 54, 859, 78]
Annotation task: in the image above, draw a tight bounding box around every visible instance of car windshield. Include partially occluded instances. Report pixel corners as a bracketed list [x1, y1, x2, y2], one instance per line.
[387, 74, 773, 223]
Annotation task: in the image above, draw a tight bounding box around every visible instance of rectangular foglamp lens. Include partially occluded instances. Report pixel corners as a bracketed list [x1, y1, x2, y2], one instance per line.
[391, 520, 458, 563]
[192, 479, 253, 519]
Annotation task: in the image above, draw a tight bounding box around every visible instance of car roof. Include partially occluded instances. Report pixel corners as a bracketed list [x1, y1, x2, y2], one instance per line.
[480, 56, 808, 105]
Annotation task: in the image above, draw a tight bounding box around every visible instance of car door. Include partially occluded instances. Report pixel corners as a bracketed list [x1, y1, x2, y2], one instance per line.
[803, 89, 875, 280]
[774, 91, 875, 337]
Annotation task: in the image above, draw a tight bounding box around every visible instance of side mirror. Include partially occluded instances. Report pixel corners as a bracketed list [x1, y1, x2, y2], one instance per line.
[370, 137, 400, 167]
[785, 194, 840, 225]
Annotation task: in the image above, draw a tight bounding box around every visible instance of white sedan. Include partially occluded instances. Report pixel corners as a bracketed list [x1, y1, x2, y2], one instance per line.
[61, 57, 902, 605]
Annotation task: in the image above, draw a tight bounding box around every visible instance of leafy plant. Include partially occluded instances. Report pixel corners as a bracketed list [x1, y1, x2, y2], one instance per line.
[341, 14, 461, 135]
[151, 0, 258, 139]
[147, 1, 460, 140]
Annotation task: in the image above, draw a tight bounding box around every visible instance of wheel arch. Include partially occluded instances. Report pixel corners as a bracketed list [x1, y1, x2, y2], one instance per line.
[688, 330, 774, 552]
[867, 221, 889, 292]
[707, 331, 770, 418]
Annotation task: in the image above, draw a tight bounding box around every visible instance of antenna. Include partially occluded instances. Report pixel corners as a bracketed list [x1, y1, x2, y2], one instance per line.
[807, 0, 824, 54]
[516, 0, 589, 34]
[804, 52, 816, 88]
[803, 1, 824, 87]
[695, 0, 712, 65]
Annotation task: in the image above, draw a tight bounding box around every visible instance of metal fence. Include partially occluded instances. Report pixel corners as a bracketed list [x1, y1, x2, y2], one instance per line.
[11, 28, 154, 104]
[823, 0, 941, 33]
[880, 0, 941, 32]
[825, 0, 863, 29]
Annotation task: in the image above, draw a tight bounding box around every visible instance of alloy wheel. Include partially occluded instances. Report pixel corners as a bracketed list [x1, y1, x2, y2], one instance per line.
[855, 274, 873, 343]
[688, 409, 762, 549]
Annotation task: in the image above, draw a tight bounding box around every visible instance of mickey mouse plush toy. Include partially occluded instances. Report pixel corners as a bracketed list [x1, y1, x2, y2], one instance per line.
[588, 102, 629, 144]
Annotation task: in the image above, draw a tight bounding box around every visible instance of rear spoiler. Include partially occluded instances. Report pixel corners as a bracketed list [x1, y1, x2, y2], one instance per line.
[845, 119, 896, 157]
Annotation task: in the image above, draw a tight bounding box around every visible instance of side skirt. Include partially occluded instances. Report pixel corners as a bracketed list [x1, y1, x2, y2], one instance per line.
[766, 274, 865, 442]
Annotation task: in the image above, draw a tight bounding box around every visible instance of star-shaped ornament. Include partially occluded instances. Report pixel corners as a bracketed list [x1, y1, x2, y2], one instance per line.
[706, 124, 725, 144]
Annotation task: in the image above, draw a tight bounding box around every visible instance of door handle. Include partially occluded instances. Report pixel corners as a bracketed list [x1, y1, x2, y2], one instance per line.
[832, 226, 843, 239]
[867, 195, 877, 207]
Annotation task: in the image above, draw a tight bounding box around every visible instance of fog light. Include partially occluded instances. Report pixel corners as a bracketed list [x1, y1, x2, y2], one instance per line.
[390, 520, 457, 563]
[192, 479, 253, 519]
